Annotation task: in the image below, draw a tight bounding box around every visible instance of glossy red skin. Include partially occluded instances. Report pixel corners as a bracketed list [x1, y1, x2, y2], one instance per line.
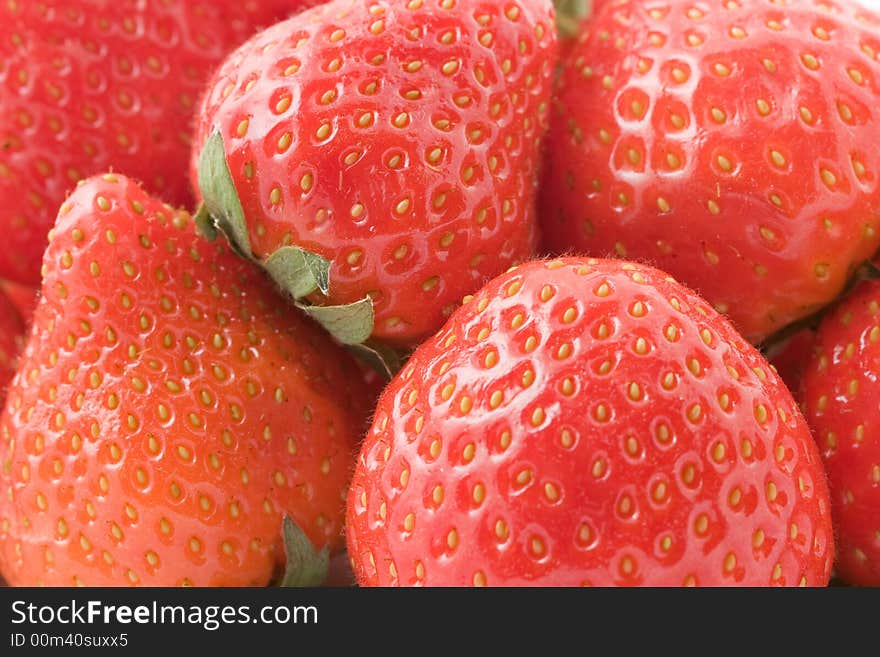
[0, 174, 372, 587]
[0, 291, 25, 408]
[347, 257, 833, 586]
[192, 0, 557, 347]
[540, 0, 880, 343]
[765, 328, 816, 399]
[0, 0, 322, 286]
[802, 279, 880, 585]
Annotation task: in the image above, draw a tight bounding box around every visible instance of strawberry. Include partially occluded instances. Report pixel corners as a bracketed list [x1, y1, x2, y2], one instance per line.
[0, 279, 38, 327]
[0, 291, 25, 408]
[192, 0, 557, 352]
[0, 173, 373, 587]
[346, 257, 833, 586]
[540, 0, 880, 344]
[802, 278, 880, 585]
[0, 0, 323, 286]
[765, 328, 816, 399]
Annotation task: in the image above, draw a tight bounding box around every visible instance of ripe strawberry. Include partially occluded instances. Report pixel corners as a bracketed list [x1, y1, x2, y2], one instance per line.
[192, 0, 557, 350]
[540, 0, 880, 343]
[765, 328, 816, 399]
[0, 291, 25, 408]
[0, 279, 38, 327]
[802, 278, 880, 585]
[0, 0, 323, 286]
[0, 174, 373, 587]
[346, 257, 833, 586]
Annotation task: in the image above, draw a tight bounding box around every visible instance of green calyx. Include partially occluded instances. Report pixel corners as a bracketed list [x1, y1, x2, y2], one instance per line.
[297, 297, 374, 345]
[264, 246, 331, 298]
[553, 0, 592, 38]
[197, 129, 400, 376]
[278, 516, 329, 588]
[347, 340, 403, 381]
[196, 130, 252, 258]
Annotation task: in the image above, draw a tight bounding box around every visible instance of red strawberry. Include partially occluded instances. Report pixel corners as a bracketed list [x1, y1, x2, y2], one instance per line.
[0, 279, 38, 326]
[0, 173, 373, 587]
[802, 278, 880, 585]
[540, 0, 880, 344]
[192, 0, 557, 351]
[346, 257, 833, 586]
[765, 328, 816, 399]
[0, 0, 323, 286]
[0, 291, 25, 408]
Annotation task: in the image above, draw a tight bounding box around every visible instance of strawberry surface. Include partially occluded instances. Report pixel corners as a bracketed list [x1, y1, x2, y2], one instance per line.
[541, 0, 880, 343]
[0, 280, 38, 327]
[193, 0, 557, 348]
[765, 327, 816, 399]
[0, 292, 25, 409]
[0, 0, 322, 285]
[347, 257, 833, 586]
[802, 278, 880, 585]
[0, 174, 372, 587]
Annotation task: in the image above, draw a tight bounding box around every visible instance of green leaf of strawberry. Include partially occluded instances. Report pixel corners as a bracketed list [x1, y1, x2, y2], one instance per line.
[553, 0, 592, 38]
[347, 341, 404, 382]
[265, 247, 331, 298]
[193, 203, 219, 243]
[198, 129, 393, 370]
[297, 297, 375, 346]
[191, 0, 557, 351]
[197, 129, 254, 259]
[278, 516, 330, 588]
